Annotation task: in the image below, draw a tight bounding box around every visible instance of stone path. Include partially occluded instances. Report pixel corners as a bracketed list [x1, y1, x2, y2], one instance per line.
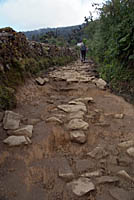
[0, 60, 134, 200]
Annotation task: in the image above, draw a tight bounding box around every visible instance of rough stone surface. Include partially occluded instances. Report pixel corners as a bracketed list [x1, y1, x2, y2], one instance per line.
[68, 119, 89, 130]
[68, 111, 85, 120]
[70, 131, 86, 144]
[74, 97, 94, 103]
[3, 136, 31, 146]
[118, 140, 134, 148]
[81, 170, 102, 178]
[13, 125, 33, 138]
[57, 104, 87, 113]
[117, 170, 134, 182]
[67, 178, 95, 197]
[127, 147, 134, 157]
[3, 111, 23, 130]
[46, 117, 63, 124]
[114, 114, 124, 119]
[87, 146, 108, 159]
[93, 78, 107, 90]
[109, 188, 134, 200]
[96, 176, 119, 184]
[27, 118, 41, 125]
[36, 77, 49, 85]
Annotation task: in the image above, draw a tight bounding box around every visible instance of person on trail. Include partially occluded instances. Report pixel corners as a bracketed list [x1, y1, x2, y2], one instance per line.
[80, 43, 87, 62]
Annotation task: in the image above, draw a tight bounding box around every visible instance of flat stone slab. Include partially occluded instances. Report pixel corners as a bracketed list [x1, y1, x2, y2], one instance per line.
[12, 125, 33, 138]
[81, 170, 102, 178]
[68, 119, 89, 130]
[118, 140, 134, 148]
[46, 117, 63, 124]
[96, 176, 119, 185]
[68, 111, 85, 120]
[67, 178, 95, 197]
[114, 113, 124, 119]
[70, 131, 86, 144]
[87, 146, 108, 159]
[57, 104, 87, 113]
[109, 188, 134, 200]
[3, 111, 23, 130]
[3, 136, 31, 146]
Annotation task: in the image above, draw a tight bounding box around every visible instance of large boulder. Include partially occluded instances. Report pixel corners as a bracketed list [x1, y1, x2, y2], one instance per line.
[3, 111, 23, 130]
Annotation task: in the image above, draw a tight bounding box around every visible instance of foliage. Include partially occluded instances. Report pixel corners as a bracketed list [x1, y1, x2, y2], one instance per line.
[84, 0, 134, 95]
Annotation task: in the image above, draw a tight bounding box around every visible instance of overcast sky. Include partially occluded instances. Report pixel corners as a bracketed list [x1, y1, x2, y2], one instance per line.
[0, 0, 105, 31]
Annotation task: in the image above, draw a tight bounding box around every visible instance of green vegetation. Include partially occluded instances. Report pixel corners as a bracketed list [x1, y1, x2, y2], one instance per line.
[83, 0, 134, 99]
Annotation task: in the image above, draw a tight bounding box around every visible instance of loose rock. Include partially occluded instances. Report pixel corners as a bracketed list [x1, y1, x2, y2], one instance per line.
[46, 117, 63, 124]
[114, 114, 124, 119]
[57, 104, 87, 113]
[70, 131, 86, 144]
[118, 140, 134, 149]
[12, 125, 33, 138]
[96, 176, 119, 185]
[68, 111, 85, 120]
[68, 119, 89, 130]
[3, 136, 31, 146]
[117, 170, 134, 182]
[59, 165, 74, 182]
[87, 146, 108, 159]
[127, 147, 134, 157]
[93, 78, 107, 90]
[67, 178, 95, 197]
[81, 170, 102, 178]
[3, 111, 23, 130]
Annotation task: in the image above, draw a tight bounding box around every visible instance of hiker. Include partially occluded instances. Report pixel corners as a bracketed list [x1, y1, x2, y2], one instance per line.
[81, 43, 87, 62]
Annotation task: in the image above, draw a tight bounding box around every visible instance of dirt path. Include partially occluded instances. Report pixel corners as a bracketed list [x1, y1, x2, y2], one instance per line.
[0, 60, 134, 200]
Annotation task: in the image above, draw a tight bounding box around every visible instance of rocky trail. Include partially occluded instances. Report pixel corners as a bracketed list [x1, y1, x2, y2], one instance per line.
[0, 60, 134, 200]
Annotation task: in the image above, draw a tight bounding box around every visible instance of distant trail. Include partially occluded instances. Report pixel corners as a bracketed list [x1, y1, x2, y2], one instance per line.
[0, 60, 134, 200]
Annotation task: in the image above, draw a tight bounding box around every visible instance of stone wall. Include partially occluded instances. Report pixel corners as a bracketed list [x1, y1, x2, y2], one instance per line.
[0, 27, 78, 110]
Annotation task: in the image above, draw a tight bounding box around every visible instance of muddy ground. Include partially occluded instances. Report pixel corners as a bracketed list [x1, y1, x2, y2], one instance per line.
[0, 60, 134, 200]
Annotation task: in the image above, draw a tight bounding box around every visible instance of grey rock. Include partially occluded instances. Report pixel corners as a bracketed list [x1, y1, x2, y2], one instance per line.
[3, 136, 31, 146]
[46, 117, 63, 124]
[96, 176, 119, 185]
[68, 119, 89, 130]
[67, 178, 95, 197]
[117, 170, 134, 182]
[13, 125, 33, 138]
[3, 111, 23, 130]
[114, 114, 124, 119]
[70, 131, 86, 144]
[81, 170, 102, 178]
[36, 77, 49, 85]
[87, 146, 108, 159]
[57, 104, 87, 113]
[127, 147, 134, 157]
[68, 111, 85, 120]
[93, 78, 107, 90]
[118, 140, 134, 149]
